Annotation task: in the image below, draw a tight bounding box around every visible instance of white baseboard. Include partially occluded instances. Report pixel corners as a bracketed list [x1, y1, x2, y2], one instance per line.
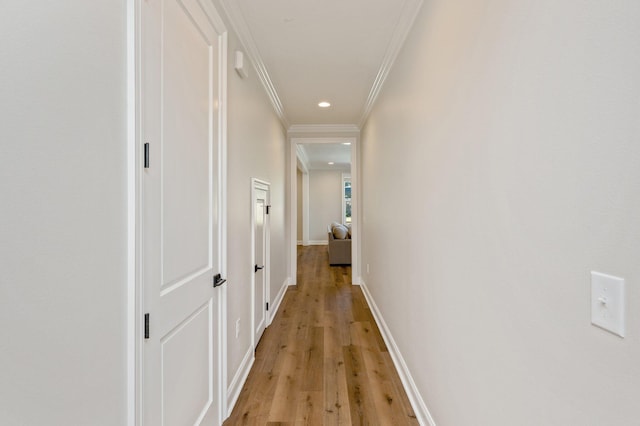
[226, 345, 254, 417]
[352, 275, 362, 285]
[308, 240, 328, 246]
[227, 278, 290, 417]
[360, 280, 436, 426]
[269, 277, 289, 325]
[297, 240, 303, 245]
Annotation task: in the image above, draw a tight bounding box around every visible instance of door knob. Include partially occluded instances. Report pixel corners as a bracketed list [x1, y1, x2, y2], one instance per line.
[254, 264, 264, 273]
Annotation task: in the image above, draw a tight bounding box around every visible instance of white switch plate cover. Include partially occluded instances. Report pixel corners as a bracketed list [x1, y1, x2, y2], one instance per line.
[591, 271, 625, 337]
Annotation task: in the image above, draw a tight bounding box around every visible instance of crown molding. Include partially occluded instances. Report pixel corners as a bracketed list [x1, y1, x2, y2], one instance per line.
[288, 124, 360, 136]
[295, 144, 310, 172]
[359, 0, 424, 128]
[219, 0, 290, 128]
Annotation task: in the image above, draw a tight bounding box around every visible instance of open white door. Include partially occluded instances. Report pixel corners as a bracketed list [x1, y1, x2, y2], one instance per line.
[252, 179, 270, 348]
[141, 0, 226, 424]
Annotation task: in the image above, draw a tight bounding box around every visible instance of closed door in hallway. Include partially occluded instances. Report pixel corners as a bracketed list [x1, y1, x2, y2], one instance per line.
[141, 0, 225, 424]
[252, 180, 270, 348]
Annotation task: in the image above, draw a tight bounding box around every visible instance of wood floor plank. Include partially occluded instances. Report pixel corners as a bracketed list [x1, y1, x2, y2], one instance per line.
[301, 326, 324, 391]
[354, 327, 417, 425]
[268, 336, 302, 422]
[224, 245, 418, 426]
[343, 344, 378, 426]
[381, 352, 419, 424]
[323, 356, 352, 425]
[295, 391, 323, 425]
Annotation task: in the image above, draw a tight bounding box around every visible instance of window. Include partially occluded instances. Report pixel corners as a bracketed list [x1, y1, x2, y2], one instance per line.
[343, 175, 351, 224]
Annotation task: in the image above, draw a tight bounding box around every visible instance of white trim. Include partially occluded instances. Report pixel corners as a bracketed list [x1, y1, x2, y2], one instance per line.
[295, 151, 310, 247]
[291, 137, 358, 145]
[308, 240, 329, 246]
[302, 172, 309, 246]
[226, 277, 289, 416]
[217, 26, 229, 425]
[226, 346, 255, 417]
[268, 277, 290, 326]
[297, 240, 303, 245]
[288, 124, 360, 135]
[296, 156, 309, 174]
[349, 135, 360, 284]
[289, 136, 360, 286]
[359, 0, 424, 127]
[359, 280, 436, 426]
[210, 1, 423, 132]
[126, 1, 140, 424]
[289, 140, 297, 284]
[218, 0, 289, 128]
[296, 145, 310, 172]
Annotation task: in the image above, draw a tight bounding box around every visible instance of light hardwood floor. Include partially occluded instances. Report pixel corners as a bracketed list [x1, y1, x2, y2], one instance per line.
[224, 245, 419, 425]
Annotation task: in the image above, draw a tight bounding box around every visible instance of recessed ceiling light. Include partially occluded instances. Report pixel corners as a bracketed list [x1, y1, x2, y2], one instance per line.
[342, 142, 351, 145]
[318, 101, 331, 108]
[328, 162, 335, 165]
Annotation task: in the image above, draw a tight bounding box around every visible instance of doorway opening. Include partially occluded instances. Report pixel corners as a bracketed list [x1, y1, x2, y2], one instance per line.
[289, 137, 359, 285]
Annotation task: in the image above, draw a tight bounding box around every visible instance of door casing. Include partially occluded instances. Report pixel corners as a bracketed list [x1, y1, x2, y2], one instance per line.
[289, 137, 360, 285]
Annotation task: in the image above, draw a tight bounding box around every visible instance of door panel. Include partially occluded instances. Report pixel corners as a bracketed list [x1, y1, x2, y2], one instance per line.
[254, 195, 266, 342]
[161, 0, 212, 288]
[142, 0, 222, 424]
[161, 302, 211, 426]
[253, 185, 269, 346]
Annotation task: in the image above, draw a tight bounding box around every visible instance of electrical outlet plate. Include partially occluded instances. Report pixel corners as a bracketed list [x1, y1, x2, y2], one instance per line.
[591, 271, 625, 337]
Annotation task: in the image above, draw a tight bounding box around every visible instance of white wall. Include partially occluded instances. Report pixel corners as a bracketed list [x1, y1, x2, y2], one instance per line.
[220, 23, 288, 393]
[0, 3, 128, 425]
[308, 170, 343, 242]
[361, 0, 640, 425]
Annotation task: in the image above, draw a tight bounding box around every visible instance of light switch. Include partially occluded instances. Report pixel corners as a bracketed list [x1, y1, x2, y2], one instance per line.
[591, 271, 625, 337]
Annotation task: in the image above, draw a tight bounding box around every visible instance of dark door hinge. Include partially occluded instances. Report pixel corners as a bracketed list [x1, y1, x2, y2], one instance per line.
[266, 302, 269, 311]
[144, 313, 150, 339]
[144, 143, 150, 168]
[266, 205, 270, 214]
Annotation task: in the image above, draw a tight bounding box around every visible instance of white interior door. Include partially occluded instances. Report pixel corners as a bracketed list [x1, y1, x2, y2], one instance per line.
[142, 0, 224, 424]
[253, 182, 269, 347]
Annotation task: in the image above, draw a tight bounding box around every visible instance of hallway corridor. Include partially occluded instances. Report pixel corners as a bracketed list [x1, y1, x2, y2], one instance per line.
[224, 246, 418, 425]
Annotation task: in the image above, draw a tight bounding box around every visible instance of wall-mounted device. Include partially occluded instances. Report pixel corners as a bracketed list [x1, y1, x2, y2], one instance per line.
[235, 51, 248, 79]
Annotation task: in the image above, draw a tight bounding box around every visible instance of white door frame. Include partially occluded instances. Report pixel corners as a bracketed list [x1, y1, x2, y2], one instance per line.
[295, 154, 310, 247]
[289, 137, 360, 285]
[126, 2, 138, 425]
[251, 178, 271, 351]
[128, 1, 229, 423]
